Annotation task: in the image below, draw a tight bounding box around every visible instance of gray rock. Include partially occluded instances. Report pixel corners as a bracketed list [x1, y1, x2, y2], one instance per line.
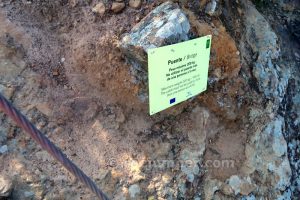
[241, 116, 292, 198]
[24, 191, 35, 199]
[0, 175, 13, 197]
[205, 116, 292, 199]
[180, 148, 201, 183]
[128, 184, 140, 198]
[0, 145, 8, 154]
[203, 179, 222, 200]
[227, 175, 255, 196]
[111, 2, 125, 13]
[205, 0, 218, 16]
[0, 84, 15, 99]
[120, 1, 191, 100]
[244, 3, 289, 103]
[0, 126, 8, 145]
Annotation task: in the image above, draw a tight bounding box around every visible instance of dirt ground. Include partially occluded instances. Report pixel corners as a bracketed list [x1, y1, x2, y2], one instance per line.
[0, 0, 299, 200]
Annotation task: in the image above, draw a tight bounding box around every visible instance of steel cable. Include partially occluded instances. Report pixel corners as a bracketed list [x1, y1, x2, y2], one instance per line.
[0, 93, 109, 200]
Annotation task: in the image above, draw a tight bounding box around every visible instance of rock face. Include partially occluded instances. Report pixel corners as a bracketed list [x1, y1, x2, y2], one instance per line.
[237, 117, 291, 198]
[245, 117, 291, 187]
[203, 117, 292, 199]
[120, 1, 191, 89]
[244, 3, 289, 102]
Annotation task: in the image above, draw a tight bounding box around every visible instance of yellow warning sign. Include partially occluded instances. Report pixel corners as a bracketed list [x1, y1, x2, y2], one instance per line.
[148, 35, 212, 115]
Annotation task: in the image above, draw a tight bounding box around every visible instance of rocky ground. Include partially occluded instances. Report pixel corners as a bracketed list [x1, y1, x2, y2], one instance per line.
[0, 0, 299, 199]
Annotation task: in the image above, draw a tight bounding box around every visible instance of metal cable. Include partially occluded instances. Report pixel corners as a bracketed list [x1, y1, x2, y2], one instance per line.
[0, 93, 110, 200]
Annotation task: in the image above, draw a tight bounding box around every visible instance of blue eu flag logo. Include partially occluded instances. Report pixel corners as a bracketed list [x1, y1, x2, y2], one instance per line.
[170, 98, 176, 104]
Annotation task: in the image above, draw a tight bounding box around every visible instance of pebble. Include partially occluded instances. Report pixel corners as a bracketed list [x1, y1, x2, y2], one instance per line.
[69, 0, 78, 7]
[213, 29, 219, 36]
[0, 175, 13, 197]
[129, 0, 142, 9]
[108, 53, 114, 61]
[92, 2, 106, 16]
[128, 184, 140, 198]
[111, 2, 125, 13]
[0, 145, 8, 154]
[205, 0, 217, 16]
[24, 191, 35, 198]
[52, 69, 59, 76]
[36, 103, 52, 117]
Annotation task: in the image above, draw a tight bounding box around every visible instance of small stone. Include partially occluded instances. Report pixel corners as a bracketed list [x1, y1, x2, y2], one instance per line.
[24, 191, 35, 198]
[0, 145, 8, 154]
[53, 127, 64, 135]
[52, 69, 59, 76]
[221, 184, 234, 195]
[108, 53, 114, 61]
[0, 84, 15, 99]
[128, 184, 140, 198]
[205, 0, 217, 16]
[92, 2, 106, 16]
[115, 110, 125, 123]
[36, 103, 52, 116]
[0, 175, 13, 197]
[69, 0, 78, 7]
[213, 29, 219, 36]
[186, 174, 194, 182]
[129, 0, 142, 9]
[111, 2, 125, 13]
[148, 196, 155, 200]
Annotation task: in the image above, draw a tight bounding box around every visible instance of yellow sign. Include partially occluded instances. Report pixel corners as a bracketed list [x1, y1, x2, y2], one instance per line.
[148, 35, 211, 115]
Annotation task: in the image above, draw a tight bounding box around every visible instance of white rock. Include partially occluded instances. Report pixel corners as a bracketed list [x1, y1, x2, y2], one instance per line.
[0, 145, 8, 154]
[241, 117, 292, 197]
[0, 175, 13, 197]
[227, 175, 255, 195]
[205, 0, 217, 16]
[128, 184, 140, 198]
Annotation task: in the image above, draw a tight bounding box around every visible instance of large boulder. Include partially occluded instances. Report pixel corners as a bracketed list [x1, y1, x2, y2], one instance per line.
[120, 1, 191, 101]
[244, 2, 290, 103]
[120, 1, 241, 103]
